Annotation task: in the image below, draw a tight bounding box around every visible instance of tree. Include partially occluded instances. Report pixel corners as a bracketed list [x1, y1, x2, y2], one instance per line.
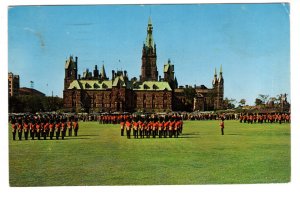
[258, 94, 269, 105]
[224, 97, 236, 109]
[239, 99, 246, 107]
[255, 98, 263, 106]
[8, 95, 63, 113]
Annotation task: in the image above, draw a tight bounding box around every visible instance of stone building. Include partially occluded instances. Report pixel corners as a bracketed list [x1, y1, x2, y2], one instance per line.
[8, 72, 20, 97]
[63, 18, 224, 113]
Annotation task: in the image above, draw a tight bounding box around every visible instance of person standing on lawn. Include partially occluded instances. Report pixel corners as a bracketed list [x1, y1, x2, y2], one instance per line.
[220, 118, 225, 135]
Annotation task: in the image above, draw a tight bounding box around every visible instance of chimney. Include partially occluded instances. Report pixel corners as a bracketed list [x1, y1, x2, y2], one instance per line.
[112, 70, 115, 80]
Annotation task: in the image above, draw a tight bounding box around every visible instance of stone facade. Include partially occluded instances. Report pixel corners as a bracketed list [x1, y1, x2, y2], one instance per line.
[63, 18, 224, 113]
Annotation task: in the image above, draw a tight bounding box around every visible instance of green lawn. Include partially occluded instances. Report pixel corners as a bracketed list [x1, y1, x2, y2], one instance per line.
[9, 120, 290, 186]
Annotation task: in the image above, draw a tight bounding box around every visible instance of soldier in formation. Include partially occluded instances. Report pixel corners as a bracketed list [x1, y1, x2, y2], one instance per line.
[120, 115, 183, 139]
[239, 113, 290, 124]
[9, 114, 79, 141]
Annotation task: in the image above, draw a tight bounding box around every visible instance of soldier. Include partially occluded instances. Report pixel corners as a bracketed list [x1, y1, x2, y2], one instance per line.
[140, 118, 145, 138]
[146, 119, 152, 138]
[164, 117, 169, 138]
[67, 118, 73, 136]
[36, 120, 41, 140]
[55, 119, 61, 140]
[174, 118, 181, 138]
[23, 119, 29, 140]
[285, 113, 290, 123]
[73, 118, 79, 136]
[220, 118, 225, 135]
[152, 118, 158, 138]
[137, 117, 143, 138]
[49, 120, 55, 140]
[17, 118, 23, 140]
[120, 118, 125, 136]
[133, 118, 139, 139]
[158, 117, 164, 138]
[11, 117, 17, 140]
[30, 119, 35, 140]
[169, 118, 175, 138]
[125, 118, 131, 139]
[43, 120, 49, 140]
[61, 119, 67, 140]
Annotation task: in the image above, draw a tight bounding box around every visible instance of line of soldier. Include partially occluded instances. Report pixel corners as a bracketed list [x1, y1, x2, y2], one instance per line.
[120, 115, 183, 139]
[98, 114, 130, 124]
[238, 113, 290, 124]
[10, 115, 79, 141]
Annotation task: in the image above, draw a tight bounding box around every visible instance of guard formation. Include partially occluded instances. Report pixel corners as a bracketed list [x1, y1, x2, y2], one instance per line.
[10, 114, 79, 141]
[119, 115, 183, 139]
[238, 113, 290, 124]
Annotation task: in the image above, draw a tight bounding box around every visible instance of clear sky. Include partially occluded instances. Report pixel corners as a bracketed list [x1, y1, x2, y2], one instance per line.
[8, 3, 290, 105]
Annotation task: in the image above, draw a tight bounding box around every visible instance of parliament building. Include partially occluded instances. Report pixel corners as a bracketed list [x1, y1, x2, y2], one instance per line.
[63, 18, 224, 113]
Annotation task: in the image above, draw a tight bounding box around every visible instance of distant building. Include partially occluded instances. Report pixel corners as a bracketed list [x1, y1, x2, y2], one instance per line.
[8, 72, 20, 97]
[63, 17, 224, 113]
[19, 87, 45, 97]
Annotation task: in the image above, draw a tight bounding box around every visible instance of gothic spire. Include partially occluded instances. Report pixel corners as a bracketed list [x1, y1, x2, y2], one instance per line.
[100, 64, 107, 80]
[218, 64, 224, 83]
[145, 16, 154, 48]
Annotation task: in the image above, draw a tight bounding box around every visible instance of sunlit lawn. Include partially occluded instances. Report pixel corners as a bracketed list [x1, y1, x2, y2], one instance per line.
[9, 120, 290, 186]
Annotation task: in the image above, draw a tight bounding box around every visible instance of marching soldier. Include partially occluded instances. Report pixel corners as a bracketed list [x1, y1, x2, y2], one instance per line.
[73, 118, 79, 136]
[139, 118, 145, 138]
[220, 118, 225, 135]
[30, 119, 36, 140]
[67, 118, 73, 136]
[36, 120, 41, 140]
[23, 119, 29, 140]
[55, 119, 61, 140]
[133, 118, 139, 138]
[164, 118, 169, 138]
[61, 119, 67, 140]
[125, 118, 131, 139]
[158, 117, 164, 138]
[120, 118, 125, 136]
[49, 120, 55, 140]
[152, 118, 158, 138]
[169, 118, 175, 138]
[11, 117, 17, 141]
[174, 118, 181, 138]
[43, 121, 49, 140]
[17, 118, 23, 140]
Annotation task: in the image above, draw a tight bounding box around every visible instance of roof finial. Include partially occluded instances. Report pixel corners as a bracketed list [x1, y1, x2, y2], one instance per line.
[220, 64, 223, 73]
[148, 16, 152, 25]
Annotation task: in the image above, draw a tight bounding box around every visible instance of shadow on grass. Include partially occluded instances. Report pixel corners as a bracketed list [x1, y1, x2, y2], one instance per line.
[62, 137, 92, 140]
[75, 134, 99, 137]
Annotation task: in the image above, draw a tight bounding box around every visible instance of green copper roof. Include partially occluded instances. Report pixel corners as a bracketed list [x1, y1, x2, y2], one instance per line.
[133, 81, 172, 91]
[112, 76, 127, 87]
[68, 80, 112, 90]
[68, 79, 171, 91]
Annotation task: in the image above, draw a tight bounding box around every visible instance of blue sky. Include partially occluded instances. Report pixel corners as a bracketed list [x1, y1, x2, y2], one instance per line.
[8, 3, 290, 105]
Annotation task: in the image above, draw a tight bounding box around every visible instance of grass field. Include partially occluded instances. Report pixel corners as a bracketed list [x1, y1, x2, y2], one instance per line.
[9, 120, 290, 186]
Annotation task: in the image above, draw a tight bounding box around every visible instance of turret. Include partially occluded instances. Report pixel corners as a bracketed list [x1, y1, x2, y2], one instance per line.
[64, 55, 78, 90]
[100, 64, 108, 80]
[93, 65, 99, 79]
[212, 67, 218, 88]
